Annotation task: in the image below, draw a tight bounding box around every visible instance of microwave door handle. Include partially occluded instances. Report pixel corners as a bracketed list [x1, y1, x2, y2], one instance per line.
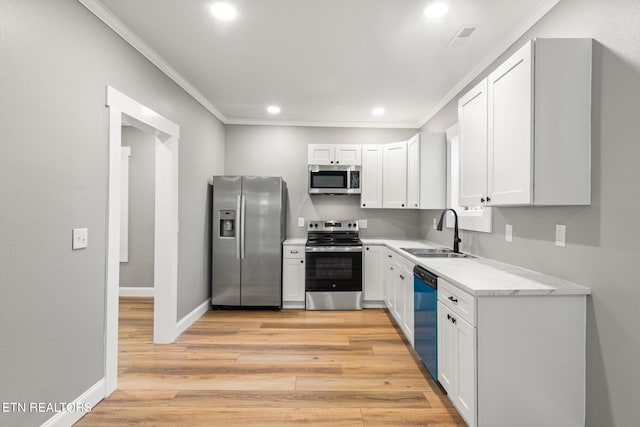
[240, 195, 246, 259]
[236, 195, 241, 259]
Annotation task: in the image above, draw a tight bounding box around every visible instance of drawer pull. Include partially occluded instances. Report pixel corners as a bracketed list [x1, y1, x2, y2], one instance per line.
[290, 250, 299, 254]
[400, 275, 405, 280]
[448, 296, 458, 304]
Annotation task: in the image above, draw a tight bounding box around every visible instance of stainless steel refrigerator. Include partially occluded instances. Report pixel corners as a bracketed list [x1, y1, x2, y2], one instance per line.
[211, 176, 287, 308]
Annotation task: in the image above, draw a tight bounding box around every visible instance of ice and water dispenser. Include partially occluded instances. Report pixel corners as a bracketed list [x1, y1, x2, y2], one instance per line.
[218, 210, 236, 238]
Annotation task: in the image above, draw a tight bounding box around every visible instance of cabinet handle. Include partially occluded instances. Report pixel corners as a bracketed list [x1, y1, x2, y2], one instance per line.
[487, 196, 491, 203]
[415, 204, 418, 207]
[300, 260, 304, 264]
[366, 247, 370, 251]
[447, 314, 451, 320]
[336, 161, 340, 164]
[401, 204, 405, 207]
[400, 275, 405, 280]
[451, 316, 457, 324]
[330, 161, 334, 164]
[390, 267, 394, 271]
[362, 203, 366, 207]
[388, 255, 392, 258]
[481, 197, 485, 203]
[290, 250, 299, 254]
[448, 296, 458, 304]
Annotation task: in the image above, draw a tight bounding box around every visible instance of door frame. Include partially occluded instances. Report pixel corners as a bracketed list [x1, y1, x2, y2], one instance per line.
[105, 86, 180, 396]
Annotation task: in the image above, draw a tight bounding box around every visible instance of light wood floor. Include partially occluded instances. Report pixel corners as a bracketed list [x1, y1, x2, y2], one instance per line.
[78, 297, 465, 426]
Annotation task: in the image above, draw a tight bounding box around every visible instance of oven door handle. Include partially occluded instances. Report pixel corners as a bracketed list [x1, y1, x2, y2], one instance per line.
[305, 246, 363, 253]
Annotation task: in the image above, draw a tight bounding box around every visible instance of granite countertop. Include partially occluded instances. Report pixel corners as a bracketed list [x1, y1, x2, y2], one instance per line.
[361, 239, 591, 297]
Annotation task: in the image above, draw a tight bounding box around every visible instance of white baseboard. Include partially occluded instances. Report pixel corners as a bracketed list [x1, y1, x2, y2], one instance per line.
[119, 286, 154, 297]
[363, 301, 386, 309]
[176, 298, 211, 336]
[283, 301, 305, 309]
[41, 378, 105, 427]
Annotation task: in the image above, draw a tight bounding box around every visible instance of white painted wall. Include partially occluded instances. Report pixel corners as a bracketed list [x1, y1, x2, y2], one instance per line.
[225, 125, 421, 239]
[0, 1, 224, 426]
[419, 1, 640, 425]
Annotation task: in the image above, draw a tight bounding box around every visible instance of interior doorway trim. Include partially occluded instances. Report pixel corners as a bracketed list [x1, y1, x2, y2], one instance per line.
[105, 86, 180, 396]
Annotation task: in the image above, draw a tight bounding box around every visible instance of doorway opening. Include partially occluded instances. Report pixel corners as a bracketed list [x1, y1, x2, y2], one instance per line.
[105, 86, 180, 396]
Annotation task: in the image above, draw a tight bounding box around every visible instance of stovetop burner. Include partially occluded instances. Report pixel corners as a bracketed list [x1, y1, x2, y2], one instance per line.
[306, 220, 362, 247]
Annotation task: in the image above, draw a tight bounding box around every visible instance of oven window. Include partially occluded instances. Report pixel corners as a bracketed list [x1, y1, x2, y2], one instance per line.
[310, 171, 347, 189]
[314, 257, 352, 279]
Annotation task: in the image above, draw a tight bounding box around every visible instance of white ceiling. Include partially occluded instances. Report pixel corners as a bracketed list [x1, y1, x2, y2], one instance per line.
[93, 0, 557, 127]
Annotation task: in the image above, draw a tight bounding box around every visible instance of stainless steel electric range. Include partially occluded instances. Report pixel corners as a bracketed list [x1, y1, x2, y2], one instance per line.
[305, 220, 363, 310]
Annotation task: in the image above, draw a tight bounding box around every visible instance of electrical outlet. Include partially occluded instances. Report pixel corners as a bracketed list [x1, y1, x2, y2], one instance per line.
[358, 219, 368, 229]
[72, 228, 88, 250]
[556, 224, 566, 247]
[297, 217, 305, 227]
[433, 218, 437, 229]
[505, 224, 513, 242]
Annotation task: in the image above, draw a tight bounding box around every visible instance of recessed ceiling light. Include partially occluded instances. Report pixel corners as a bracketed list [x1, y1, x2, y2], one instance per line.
[267, 105, 281, 114]
[371, 107, 385, 116]
[210, 2, 237, 21]
[424, 2, 449, 19]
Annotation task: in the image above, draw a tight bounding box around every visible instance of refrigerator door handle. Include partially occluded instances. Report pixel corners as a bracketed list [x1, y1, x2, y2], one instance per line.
[236, 195, 241, 259]
[240, 195, 246, 259]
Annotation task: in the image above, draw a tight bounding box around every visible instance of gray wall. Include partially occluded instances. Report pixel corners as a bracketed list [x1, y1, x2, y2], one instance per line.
[120, 126, 155, 288]
[0, 1, 224, 426]
[419, 1, 640, 425]
[225, 125, 420, 239]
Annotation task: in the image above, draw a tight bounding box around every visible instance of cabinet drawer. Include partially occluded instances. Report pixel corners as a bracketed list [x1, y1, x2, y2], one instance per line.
[283, 246, 305, 259]
[439, 279, 476, 327]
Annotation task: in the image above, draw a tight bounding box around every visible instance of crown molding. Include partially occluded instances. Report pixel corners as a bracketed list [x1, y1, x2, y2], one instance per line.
[224, 117, 418, 129]
[79, 0, 560, 130]
[77, 0, 227, 123]
[417, 0, 562, 128]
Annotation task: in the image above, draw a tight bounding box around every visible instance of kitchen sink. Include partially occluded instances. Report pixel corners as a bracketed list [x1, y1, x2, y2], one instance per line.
[400, 247, 475, 258]
[400, 247, 454, 255]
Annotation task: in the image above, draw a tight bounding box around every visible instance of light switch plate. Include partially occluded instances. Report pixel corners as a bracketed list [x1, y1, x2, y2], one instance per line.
[358, 219, 368, 229]
[556, 224, 566, 247]
[72, 228, 88, 250]
[505, 224, 513, 242]
[297, 217, 305, 227]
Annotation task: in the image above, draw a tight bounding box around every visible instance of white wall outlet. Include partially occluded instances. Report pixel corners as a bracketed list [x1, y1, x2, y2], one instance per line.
[72, 228, 88, 250]
[297, 217, 305, 227]
[505, 224, 513, 242]
[556, 224, 566, 247]
[358, 219, 368, 229]
[433, 218, 437, 229]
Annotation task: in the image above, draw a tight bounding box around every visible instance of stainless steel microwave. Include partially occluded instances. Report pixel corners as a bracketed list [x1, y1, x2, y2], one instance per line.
[308, 165, 361, 195]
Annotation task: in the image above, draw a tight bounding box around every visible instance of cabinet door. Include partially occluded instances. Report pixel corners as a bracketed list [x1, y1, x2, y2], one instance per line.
[454, 317, 477, 427]
[335, 144, 362, 166]
[406, 134, 421, 209]
[361, 145, 383, 209]
[402, 265, 414, 345]
[382, 141, 408, 209]
[363, 246, 384, 301]
[282, 258, 305, 302]
[438, 302, 456, 393]
[487, 41, 533, 206]
[458, 79, 489, 207]
[308, 144, 335, 165]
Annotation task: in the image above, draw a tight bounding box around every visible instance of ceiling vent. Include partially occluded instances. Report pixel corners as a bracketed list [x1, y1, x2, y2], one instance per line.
[447, 26, 477, 48]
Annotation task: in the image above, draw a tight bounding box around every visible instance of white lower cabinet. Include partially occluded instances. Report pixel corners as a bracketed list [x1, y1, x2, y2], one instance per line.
[282, 244, 305, 308]
[438, 284, 477, 427]
[363, 245, 385, 305]
[380, 249, 414, 347]
[438, 278, 587, 427]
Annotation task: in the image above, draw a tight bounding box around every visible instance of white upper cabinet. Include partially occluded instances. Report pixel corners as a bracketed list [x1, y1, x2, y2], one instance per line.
[408, 133, 446, 210]
[361, 145, 383, 209]
[382, 141, 408, 209]
[308, 144, 361, 165]
[458, 79, 489, 207]
[487, 41, 534, 206]
[458, 38, 592, 207]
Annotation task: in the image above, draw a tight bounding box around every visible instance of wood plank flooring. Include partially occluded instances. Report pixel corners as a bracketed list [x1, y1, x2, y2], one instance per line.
[77, 297, 465, 426]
